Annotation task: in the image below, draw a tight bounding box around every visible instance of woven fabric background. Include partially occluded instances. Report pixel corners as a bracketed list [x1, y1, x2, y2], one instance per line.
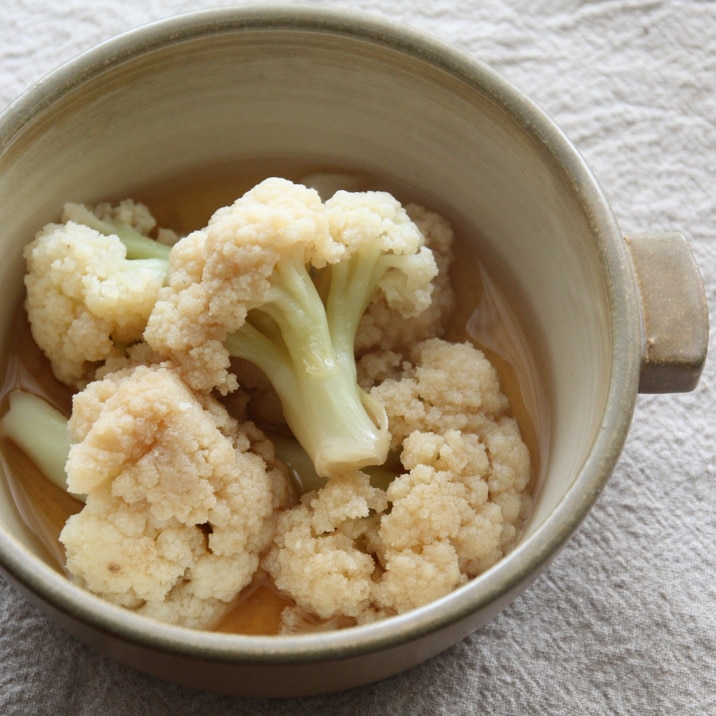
[1, 1, 714, 714]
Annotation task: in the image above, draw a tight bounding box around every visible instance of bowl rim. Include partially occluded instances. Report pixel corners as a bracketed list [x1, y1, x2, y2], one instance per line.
[0, 4, 642, 664]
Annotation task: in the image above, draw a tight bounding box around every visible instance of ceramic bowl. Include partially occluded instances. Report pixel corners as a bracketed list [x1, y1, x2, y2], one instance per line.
[0, 6, 707, 697]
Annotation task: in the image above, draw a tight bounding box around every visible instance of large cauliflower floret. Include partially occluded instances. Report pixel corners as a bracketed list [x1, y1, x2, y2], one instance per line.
[372, 337, 532, 562]
[263, 338, 532, 630]
[59, 363, 291, 629]
[146, 177, 439, 479]
[144, 177, 337, 395]
[23, 216, 167, 388]
[376, 426, 527, 602]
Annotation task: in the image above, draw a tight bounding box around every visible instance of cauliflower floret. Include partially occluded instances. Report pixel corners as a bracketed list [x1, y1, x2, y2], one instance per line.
[263, 337, 531, 629]
[64, 199, 180, 247]
[145, 178, 438, 479]
[373, 338, 531, 564]
[375, 432, 501, 601]
[371, 337, 510, 449]
[23, 203, 168, 388]
[355, 203, 455, 356]
[323, 190, 438, 317]
[263, 472, 387, 623]
[144, 177, 336, 395]
[64, 199, 157, 237]
[59, 363, 291, 629]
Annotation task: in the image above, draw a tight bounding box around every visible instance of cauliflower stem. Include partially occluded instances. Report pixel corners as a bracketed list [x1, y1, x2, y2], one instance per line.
[64, 202, 171, 261]
[0, 390, 73, 495]
[224, 240, 393, 478]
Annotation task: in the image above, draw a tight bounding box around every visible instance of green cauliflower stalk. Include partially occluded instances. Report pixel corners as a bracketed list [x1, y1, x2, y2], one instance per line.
[222, 240, 394, 478]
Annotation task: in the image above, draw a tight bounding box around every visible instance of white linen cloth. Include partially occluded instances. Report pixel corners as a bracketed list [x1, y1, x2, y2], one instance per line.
[1, 1, 714, 713]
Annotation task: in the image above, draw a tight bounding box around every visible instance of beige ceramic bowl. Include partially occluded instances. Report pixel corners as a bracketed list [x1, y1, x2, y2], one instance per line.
[0, 6, 708, 697]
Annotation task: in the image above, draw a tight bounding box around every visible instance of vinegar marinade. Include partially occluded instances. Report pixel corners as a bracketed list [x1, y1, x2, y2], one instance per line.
[0, 162, 543, 634]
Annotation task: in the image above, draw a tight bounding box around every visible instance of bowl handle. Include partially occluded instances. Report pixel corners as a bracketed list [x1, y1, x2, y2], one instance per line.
[626, 232, 709, 393]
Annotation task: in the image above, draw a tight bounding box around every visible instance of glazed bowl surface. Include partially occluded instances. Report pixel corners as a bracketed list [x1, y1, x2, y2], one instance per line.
[0, 6, 705, 697]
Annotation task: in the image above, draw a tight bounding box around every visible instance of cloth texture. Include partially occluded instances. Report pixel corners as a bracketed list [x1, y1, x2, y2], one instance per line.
[1, 0, 714, 713]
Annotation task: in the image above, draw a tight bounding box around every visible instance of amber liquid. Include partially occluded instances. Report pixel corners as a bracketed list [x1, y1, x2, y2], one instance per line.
[0, 159, 545, 635]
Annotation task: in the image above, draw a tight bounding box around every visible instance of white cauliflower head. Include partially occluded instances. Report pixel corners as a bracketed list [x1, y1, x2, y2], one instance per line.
[263, 471, 387, 624]
[59, 363, 291, 629]
[143, 177, 337, 394]
[324, 190, 439, 318]
[355, 202, 455, 356]
[23, 207, 167, 388]
[372, 338, 532, 574]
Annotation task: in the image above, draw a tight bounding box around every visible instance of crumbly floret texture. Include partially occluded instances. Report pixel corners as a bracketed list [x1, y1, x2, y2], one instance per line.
[59, 364, 291, 629]
[263, 472, 387, 622]
[263, 338, 532, 630]
[355, 203, 455, 357]
[23, 200, 166, 388]
[323, 190, 438, 317]
[144, 177, 337, 395]
[371, 338, 511, 447]
[64, 198, 157, 236]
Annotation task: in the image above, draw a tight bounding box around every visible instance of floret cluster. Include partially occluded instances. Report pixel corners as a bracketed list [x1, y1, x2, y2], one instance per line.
[6, 178, 532, 632]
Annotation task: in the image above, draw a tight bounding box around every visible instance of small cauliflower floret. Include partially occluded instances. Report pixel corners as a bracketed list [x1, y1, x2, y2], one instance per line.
[65, 199, 157, 238]
[372, 337, 531, 562]
[23, 202, 170, 388]
[59, 364, 291, 629]
[263, 472, 387, 622]
[62, 200, 179, 254]
[372, 540, 465, 615]
[355, 203, 455, 356]
[370, 337, 510, 449]
[146, 178, 438, 478]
